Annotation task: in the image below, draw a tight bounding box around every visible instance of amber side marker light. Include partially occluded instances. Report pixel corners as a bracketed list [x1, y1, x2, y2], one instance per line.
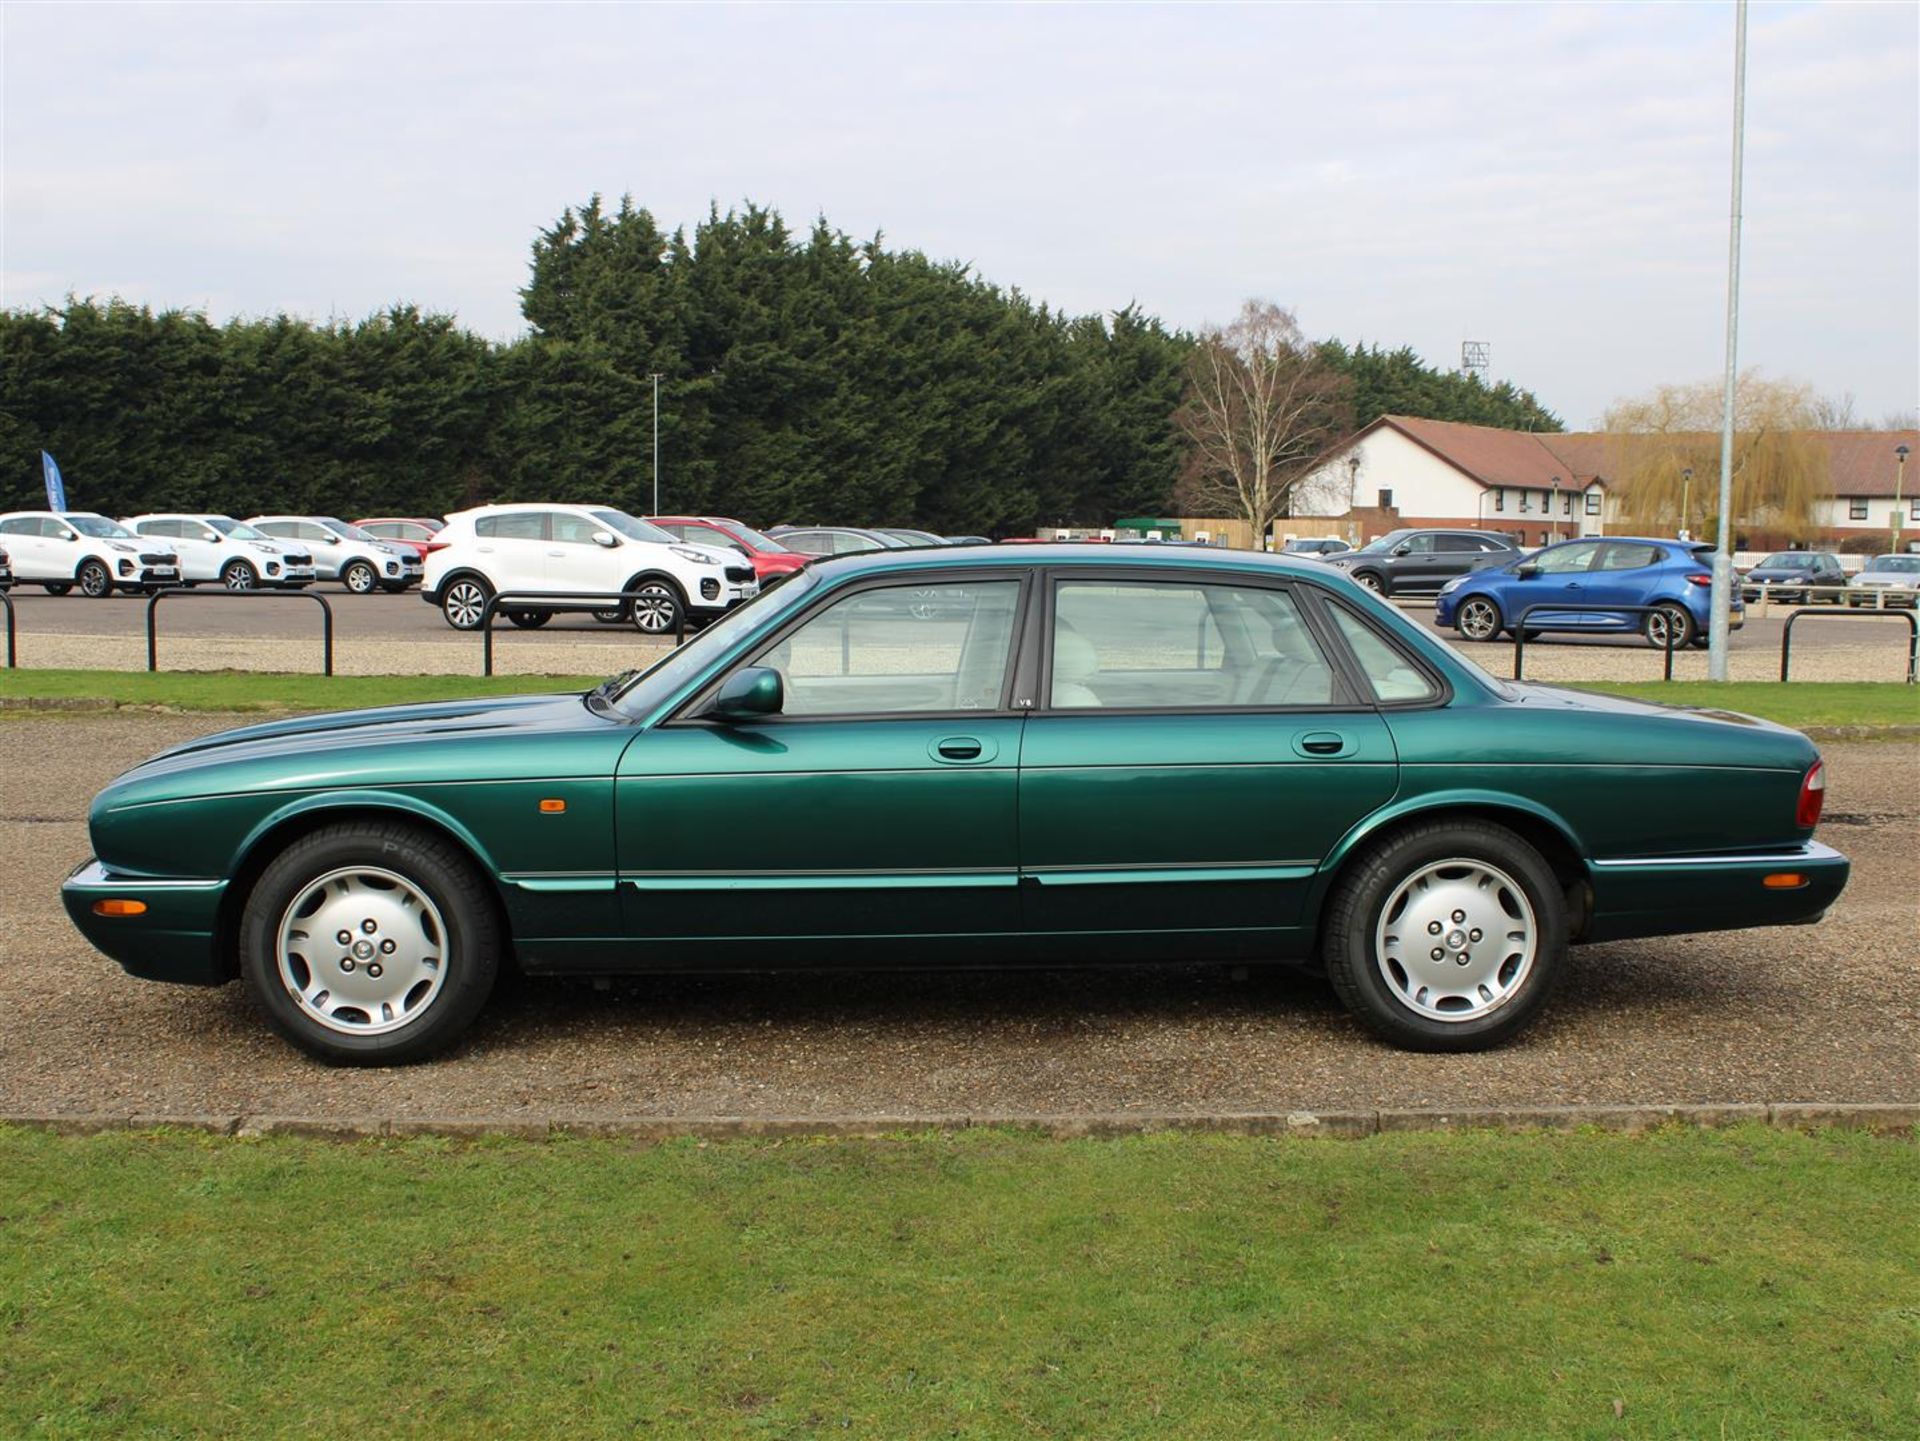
[1763, 874, 1808, 890]
[92, 899, 148, 917]
[538, 799, 567, 814]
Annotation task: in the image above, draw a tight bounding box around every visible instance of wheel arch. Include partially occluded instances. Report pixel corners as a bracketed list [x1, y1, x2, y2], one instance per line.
[1311, 794, 1594, 941]
[621, 568, 687, 601]
[213, 793, 513, 981]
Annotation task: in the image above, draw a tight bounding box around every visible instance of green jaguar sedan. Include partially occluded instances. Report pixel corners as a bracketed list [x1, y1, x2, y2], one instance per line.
[63, 545, 1848, 1064]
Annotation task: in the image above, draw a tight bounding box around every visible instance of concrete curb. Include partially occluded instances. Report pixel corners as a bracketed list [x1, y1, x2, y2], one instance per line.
[1, 1102, 1914, 1142]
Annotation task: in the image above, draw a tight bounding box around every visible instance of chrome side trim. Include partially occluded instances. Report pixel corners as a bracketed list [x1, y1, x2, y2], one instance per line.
[1591, 842, 1843, 869]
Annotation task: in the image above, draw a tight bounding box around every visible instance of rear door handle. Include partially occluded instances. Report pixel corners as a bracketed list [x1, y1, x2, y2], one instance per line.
[1294, 731, 1352, 758]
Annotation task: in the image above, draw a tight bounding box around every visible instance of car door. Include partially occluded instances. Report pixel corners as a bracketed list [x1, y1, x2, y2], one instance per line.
[0, 518, 49, 578]
[548, 509, 621, 593]
[1386, 532, 1439, 590]
[1582, 541, 1665, 632]
[1509, 540, 1602, 628]
[1016, 572, 1398, 941]
[471, 512, 550, 594]
[614, 572, 1029, 948]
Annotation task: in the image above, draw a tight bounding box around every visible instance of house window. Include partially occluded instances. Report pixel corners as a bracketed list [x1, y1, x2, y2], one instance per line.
[1848, 499, 1868, 520]
[1910, 498, 1920, 522]
[1377, 488, 1394, 510]
[1585, 491, 1602, 516]
[1538, 531, 1550, 546]
[1563, 492, 1573, 515]
[1493, 490, 1505, 513]
[1519, 493, 1531, 513]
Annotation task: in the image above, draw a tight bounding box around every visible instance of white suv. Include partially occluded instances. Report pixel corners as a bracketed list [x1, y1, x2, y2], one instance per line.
[246, 516, 422, 593]
[424, 503, 757, 632]
[0, 511, 180, 596]
[124, 514, 317, 590]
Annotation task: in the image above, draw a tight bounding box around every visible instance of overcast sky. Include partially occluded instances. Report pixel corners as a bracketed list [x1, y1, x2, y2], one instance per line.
[3, 1, 1915, 427]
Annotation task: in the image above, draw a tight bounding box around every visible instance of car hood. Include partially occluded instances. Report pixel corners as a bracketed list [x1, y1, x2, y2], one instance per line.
[1745, 565, 1814, 580]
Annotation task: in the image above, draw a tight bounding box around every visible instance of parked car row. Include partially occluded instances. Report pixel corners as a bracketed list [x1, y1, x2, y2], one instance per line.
[0, 509, 434, 596]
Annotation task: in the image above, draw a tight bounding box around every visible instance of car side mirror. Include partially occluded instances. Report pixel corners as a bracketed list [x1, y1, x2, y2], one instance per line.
[1391, 543, 1411, 556]
[708, 666, 783, 722]
[326, 535, 341, 544]
[63, 531, 77, 542]
[205, 532, 222, 543]
[592, 530, 620, 548]
[1515, 563, 1540, 579]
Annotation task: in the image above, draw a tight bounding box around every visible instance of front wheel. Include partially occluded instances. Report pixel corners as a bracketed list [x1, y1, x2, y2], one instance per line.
[78, 560, 114, 598]
[591, 606, 630, 625]
[1455, 597, 1501, 642]
[221, 559, 259, 591]
[342, 560, 377, 595]
[1353, 571, 1385, 594]
[628, 580, 684, 635]
[43, 582, 72, 596]
[504, 609, 551, 629]
[1322, 820, 1566, 1052]
[439, 577, 491, 630]
[238, 821, 501, 1065]
[1643, 603, 1695, 650]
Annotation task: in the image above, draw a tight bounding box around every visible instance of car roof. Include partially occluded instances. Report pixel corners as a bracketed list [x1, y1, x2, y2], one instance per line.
[803, 542, 1331, 581]
[448, 502, 614, 518]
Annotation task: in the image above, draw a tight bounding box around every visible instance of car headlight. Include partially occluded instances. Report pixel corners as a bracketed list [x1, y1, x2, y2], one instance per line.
[250, 542, 277, 554]
[670, 545, 715, 565]
[1439, 576, 1465, 594]
[110, 541, 136, 553]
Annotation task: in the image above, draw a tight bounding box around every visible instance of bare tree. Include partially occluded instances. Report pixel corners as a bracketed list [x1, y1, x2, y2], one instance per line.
[1604, 374, 1830, 540]
[1172, 302, 1350, 542]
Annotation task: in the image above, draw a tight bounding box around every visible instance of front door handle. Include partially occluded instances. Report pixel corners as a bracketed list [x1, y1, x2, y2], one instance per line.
[930, 736, 995, 764]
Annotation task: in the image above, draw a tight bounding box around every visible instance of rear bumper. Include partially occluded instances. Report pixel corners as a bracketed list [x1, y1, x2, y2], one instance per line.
[61, 859, 230, 986]
[1583, 841, 1848, 944]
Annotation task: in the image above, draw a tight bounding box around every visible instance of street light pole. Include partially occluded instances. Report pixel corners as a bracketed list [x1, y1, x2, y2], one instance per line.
[1681, 467, 1693, 540]
[1708, 0, 1749, 682]
[1896, 444, 1910, 552]
[1550, 477, 1560, 541]
[649, 373, 663, 515]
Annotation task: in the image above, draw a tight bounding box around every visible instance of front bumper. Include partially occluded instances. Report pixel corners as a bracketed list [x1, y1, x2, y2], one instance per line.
[61, 859, 230, 986]
[691, 579, 759, 615]
[1583, 841, 1848, 944]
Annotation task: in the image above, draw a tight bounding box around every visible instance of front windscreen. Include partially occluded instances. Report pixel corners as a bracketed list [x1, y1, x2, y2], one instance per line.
[321, 518, 377, 542]
[1357, 530, 1412, 554]
[1755, 553, 1807, 568]
[591, 509, 678, 545]
[715, 519, 789, 552]
[1871, 556, 1920, 574]
[206, 517, 269, 540]
[66, 515, 133, 538]
[610, 570, 819, 720]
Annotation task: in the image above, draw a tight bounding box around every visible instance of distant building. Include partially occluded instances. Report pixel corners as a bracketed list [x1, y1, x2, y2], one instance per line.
[1288, 415, 1917, 551]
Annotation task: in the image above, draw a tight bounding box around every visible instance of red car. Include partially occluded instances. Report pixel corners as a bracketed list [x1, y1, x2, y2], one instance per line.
[352, 517, 447, 561]
[645, 516, 812, 584]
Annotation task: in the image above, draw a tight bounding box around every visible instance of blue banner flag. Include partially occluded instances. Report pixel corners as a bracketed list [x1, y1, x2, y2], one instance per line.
[40, 451, 67, 511]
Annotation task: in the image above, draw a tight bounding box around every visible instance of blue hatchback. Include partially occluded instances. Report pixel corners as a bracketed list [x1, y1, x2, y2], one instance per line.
[1434, 537, 1743, 650]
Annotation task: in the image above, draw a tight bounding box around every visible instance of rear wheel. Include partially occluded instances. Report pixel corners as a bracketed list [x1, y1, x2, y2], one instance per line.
[628, 579, 684, 635]
[221, 559, 259, 591]
[1455, 597, 1501, 642]
[342, 560, 377, 595]
[439, 576, 491, 630]
[591, 606, 629, 625]
[78, 560, 113, 598]
[238, 821, 501, 1065]
[43, 582, 72, 596]
[1322, 819, 1566, 1052]
[1643, 603, 1694, 650]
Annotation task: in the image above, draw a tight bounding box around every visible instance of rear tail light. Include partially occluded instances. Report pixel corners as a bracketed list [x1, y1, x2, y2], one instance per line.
[1685, 573, 1713, 587]
[1796, 761, 1825, 828]
[425, 540, 449, 553]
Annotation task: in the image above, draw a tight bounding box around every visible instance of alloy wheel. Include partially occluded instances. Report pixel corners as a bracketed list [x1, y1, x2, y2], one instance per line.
[273, 866, 449, 1037]
[222, 560, 258, 591]
[1457, 598, 1500, 641]
[630, 584, 680, 634]
[443, 580, 488, 630]
[1374, 858, 1537, 1023]
[78, 561, 113, 598]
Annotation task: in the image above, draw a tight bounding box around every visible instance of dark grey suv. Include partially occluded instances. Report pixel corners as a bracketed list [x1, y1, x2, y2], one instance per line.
[1322, 528, 1524, 596]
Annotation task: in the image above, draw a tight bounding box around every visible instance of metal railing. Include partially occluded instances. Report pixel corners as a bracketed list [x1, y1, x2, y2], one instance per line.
[1741, 582, 1919, 610]
[0, 589, 14, 669]
[146, 587, 335, 675]
[478, 590, 687, 678]
[1512, 604, 1683, 682]
[1779, 607, 1917, 685]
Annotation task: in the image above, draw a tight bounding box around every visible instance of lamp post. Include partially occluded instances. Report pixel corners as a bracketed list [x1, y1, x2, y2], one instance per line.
[1896, 444, 1910, 552]
[1680, 467, 1693, 541]
[1550, 476, 1561, 541]
[649, 373, 663, 515]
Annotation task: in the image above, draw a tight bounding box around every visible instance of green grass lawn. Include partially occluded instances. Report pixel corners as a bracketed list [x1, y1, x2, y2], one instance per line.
[0, 1125, 1913, 1438]
[3, 668, 1915, 729]
[0, 667, 600, 713]
[1566, 680, 1919, 729]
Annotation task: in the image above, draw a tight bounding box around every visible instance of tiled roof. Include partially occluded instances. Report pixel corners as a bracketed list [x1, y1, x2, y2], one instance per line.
[1358, 416, 1917, 498]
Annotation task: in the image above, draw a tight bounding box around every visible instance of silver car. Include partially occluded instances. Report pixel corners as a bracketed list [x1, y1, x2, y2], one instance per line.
[1846, 554, 1920, 608]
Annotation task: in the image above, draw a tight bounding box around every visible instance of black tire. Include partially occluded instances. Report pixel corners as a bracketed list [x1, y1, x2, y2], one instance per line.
[43, 582, 72, 596]
[221, 558, 259, 591]
[591, 606, 630, 625]
[1643, 603, 1694, 650]
[237, 820, 502, 1066]
[1520, 629, 1543, 642]
[1322, 819, 1566, 1052]
[1353, 571, 1387, 595]
[504, 609, 551, 629]
[342, 560, 378, 595]
[1454, 596, 1502, 642]
[77, 559, 113, 598]
[627, 578, 685, 635]
[379, 581, 413, 594]
[439, 575, 491, 630]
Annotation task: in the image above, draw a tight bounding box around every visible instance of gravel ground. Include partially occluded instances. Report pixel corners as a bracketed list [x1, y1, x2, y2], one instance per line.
[1, 711, 1914, 1120]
